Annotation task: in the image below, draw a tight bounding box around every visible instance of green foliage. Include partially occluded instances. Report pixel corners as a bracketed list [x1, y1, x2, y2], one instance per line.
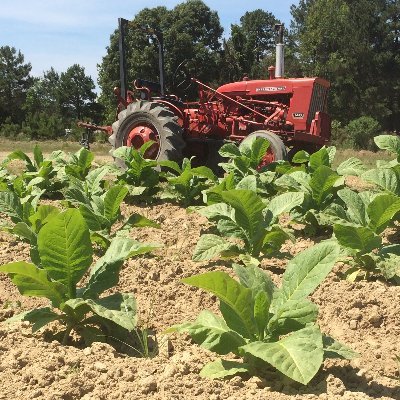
[0, 190, 60, 264]
[59, 64, 96, 120]
[3, 146, 65, 199]
[291, 0, 399, 130]
[221, 9, 279, 81]
[113, 144, 160, 199]
[334, 224, 400, 282]
[62, 148, 95, 180]
[193, 189, 303, 261]
[65, 180, 159, 250]
[345, 117, 382, 151]
[160, 158, 217, 206]
[0, 46, 33, 125]
[169, 242, 356, 384]
[216, 137, 278, 197]
[22, 112, 64, 140]
[0, 209, 158, 346]
[276, 147, 344, 234]
[0, 117, 21, 138]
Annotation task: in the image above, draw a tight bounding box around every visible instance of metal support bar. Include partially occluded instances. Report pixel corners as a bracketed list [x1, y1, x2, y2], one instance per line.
[118, 18, 129, 107]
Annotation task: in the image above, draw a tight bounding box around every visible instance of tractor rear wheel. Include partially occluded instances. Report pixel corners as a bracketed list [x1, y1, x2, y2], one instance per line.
[241, 130, 287, 168]
[109, 101, 184, 166]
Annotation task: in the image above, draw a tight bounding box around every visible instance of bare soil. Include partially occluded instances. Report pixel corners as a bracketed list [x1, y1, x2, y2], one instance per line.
[0, 201, 399, 400]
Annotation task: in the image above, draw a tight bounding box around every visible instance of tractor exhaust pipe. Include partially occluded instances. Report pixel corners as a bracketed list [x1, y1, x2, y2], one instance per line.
[275, 24, 284, 78]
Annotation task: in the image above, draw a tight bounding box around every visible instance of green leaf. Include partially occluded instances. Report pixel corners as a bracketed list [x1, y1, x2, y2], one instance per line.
[292, 150, 310, 164]
[309, 148, 330, 171]
[267, 299, 318, 336]
[86, 165, 110, 195]
[103, 185, 129, 222]
[191, 166, 217, 182]
[262, 227, 292, 256]
[33, 145, 44, 168]
[12, 222, 36, 242]
[200, 359, 249, 379]
[81, 326, 106, 346]
[79, 205, 109, 232]
[273, 242, 339, 307]
[265, 192, 304, 225]
[336, 157, 366, 176]
[168, 310, 246, 354]
[367, 194, 400, 233]
[362, 168, 399, 194]
[38, 209, 93, 299]
[5, 307, 60, 332]
[236, 175, 257, 191]
[275, 171, 311, 193]
[193, 234, 237, 261]
[182, 271, 256, 339]
[323, 335, 359, 360]
[253, 291, 271, 339]
[122, 213, 160, 229]
[85, 293, 137, 331]
[0, 191, 23, 221]
[337, 188, 367, 226]
[158, 160, 182, 173]
[249, 137, 270, 165]
[334, 225, 381, 252]
[220, 190, 266, 254]
[0, 261, 66, 307]
[309, 166, 341, 207]
[232, 264, 275, 299]
[7, 150, 34, 169]
[84, 237, 157, 298]
[77, 148, 94, 170]
[374, 135, 400, 154]
[241, 326, 324, 384]
[29, 205, 60, 233]
[219, 143, 241, 158]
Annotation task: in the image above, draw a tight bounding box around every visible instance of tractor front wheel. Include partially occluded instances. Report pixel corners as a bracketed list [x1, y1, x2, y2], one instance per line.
[241, 130, 287, 168]
[109, 101, 184, 166]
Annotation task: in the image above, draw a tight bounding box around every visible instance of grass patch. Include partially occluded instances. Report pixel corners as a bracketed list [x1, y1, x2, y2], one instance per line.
[333, 148, 392, 169]
[0, 139, 111, 155]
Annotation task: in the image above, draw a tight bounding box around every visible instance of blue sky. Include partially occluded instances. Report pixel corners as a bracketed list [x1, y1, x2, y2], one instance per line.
[0, 0, 295, 85]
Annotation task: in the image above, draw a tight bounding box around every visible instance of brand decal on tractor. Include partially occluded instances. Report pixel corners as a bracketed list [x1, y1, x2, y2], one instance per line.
[292, 112, 304, 119]
[256, 86, 286, 92]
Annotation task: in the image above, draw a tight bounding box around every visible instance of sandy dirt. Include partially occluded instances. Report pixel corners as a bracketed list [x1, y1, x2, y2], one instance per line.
[0, 202, 399, 400]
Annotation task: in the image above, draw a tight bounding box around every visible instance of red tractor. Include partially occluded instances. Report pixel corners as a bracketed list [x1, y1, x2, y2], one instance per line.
[80, 20, 330, 169]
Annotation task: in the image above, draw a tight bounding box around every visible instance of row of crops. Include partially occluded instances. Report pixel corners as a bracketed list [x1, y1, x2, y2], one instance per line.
[0, 135, 399, 386]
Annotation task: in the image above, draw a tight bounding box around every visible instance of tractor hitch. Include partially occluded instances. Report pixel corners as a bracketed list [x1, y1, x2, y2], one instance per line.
[77, 122, 113, 150]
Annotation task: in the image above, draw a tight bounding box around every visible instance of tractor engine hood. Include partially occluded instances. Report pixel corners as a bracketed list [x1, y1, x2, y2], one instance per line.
[217, 77, 330, 97]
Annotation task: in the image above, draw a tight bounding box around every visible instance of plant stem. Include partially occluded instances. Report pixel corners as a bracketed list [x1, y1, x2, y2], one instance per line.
[62, 325, 73, 345]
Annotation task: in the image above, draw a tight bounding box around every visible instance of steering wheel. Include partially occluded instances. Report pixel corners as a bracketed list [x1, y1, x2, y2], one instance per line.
[172, 60, 193, 92]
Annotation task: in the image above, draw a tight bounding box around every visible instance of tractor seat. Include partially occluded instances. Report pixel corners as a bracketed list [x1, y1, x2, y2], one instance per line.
[135, 78, 161, 94]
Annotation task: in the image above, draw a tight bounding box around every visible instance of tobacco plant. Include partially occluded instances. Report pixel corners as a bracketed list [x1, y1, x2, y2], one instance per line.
[0, 209, 159, 347]
[0, 191, 60, 264]
[5, 145, 65, 198]
[62, 148, 95, 180]
[159, 158, 217, 206]
[113, 143, 160, 198]
[193, 189, 304, 261]
[217, 137, 279, 196]
[333, 224, 400, 282]
[275, 162, 344, 234]
[65, 183, 159, 250]
[169, 242, 357, 384]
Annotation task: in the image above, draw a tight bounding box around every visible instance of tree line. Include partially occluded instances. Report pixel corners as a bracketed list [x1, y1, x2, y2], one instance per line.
[1, 0, 399, 148]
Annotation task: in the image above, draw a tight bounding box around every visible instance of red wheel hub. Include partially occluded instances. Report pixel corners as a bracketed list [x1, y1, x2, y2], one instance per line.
[258, 147, 275, 169]
[125, 123, 160, 159]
